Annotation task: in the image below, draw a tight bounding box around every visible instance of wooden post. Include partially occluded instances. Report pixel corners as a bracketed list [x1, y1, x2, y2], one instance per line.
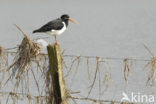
[47, 44, 68, 104]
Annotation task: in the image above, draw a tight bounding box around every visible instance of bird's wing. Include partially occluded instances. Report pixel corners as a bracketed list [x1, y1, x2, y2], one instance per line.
[35, 19, 64, 32]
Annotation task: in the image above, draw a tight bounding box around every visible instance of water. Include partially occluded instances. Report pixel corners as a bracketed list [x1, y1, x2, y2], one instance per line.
[0, 0, 156, 103]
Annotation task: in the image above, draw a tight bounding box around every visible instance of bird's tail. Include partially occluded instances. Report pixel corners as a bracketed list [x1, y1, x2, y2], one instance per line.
[33, 29, 41, 33]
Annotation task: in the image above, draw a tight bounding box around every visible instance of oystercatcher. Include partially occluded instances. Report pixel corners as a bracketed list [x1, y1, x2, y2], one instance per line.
[33, 14, 77, 44]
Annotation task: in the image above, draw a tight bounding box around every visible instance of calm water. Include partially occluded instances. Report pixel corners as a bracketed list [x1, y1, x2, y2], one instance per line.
[0, 0, 156, 103]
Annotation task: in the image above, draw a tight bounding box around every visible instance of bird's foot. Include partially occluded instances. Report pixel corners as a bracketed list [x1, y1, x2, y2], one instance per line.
[55, 41, 59, 45]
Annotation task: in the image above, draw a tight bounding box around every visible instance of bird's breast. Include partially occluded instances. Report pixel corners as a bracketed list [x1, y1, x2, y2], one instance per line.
[46, 22, 66, 36]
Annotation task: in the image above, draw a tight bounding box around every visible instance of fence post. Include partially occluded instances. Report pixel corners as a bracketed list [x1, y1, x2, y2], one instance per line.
[47, 44, 68, 104]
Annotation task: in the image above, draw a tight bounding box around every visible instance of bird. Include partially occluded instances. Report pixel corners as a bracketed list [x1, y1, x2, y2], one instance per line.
[33, 14, 77, 44]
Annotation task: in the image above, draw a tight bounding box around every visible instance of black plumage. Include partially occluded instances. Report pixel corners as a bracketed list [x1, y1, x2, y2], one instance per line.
[33, 19, 64, 33]
[33, 14, 69, 33]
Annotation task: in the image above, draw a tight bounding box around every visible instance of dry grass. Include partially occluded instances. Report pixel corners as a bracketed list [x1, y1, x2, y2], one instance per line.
[100, 58, 112, 91]
[2, 24, 51, 104]
[0, 46, 8, 85]
[87, 57, 100, 97]
[123, 58, 131, 84]
[145, 57, 156, 86]
[2, 24, 52, 104]
[3, 24, 44, 100]
[143, 44, 156, 86]
[0, 46, 8, 66]
[7, 24, 41, 79]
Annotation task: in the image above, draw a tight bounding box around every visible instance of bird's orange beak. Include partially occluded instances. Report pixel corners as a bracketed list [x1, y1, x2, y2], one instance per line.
[68, 18, 77, 24]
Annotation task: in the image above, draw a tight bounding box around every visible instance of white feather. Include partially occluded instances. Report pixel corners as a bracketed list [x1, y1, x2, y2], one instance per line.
[36, 39, 48, 54]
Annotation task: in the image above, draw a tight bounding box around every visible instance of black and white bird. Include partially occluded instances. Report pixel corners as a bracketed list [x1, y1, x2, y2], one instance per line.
[33, 14, 77, 44]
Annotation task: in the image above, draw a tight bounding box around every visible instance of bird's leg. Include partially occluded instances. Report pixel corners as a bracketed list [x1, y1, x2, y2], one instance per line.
[54, 35, 58, 44]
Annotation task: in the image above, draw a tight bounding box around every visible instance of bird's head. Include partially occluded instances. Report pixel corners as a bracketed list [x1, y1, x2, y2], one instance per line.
[61, 14, 77, 24]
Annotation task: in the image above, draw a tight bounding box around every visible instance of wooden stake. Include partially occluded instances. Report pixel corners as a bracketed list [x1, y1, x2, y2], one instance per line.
[47, 44, 68, 104]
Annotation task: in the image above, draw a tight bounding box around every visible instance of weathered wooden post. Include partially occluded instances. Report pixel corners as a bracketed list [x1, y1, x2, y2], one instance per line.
[47, 44, 68, 104]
